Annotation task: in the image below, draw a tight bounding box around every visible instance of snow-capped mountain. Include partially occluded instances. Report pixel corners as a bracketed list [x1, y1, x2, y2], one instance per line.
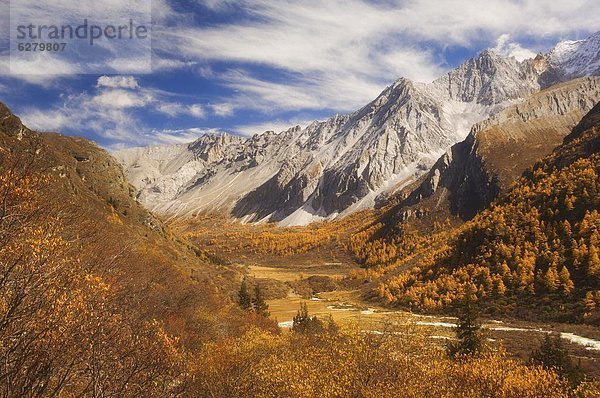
[115, 32, 600, 226]
[547, 32, 600, 79]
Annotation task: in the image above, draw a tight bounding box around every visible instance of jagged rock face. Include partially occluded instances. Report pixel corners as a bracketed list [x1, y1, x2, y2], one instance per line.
[547, 32, 600, 80]
[398, 132, 500, 221]
[431, 50, 541, 105]
[392, 77, 600, 223]
[115, 32, 600, 226]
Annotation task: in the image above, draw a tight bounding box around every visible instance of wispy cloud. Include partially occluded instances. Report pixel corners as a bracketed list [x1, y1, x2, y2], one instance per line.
[0, 53, 80, 87]
[214, 68, 389, 113]
[156, 102, 206, 118]
[209, 103, 235, 117]
[5, 0, 600, 148]
[1, 0, 160, 82]
[154, 0, 599, 114]
[19, 75, 208, 146]
[97, 75, 140, 89]
[140, 127, 223, 146]
[492, 34, 537, 61]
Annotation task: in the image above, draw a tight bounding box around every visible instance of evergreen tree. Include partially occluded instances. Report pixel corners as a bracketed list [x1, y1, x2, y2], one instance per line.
[530, 333, 583, 388]
[447, 291, 485, 358]
[238, 278, 252, 310]
[292, 302, 325, 334]
[292, 302, 310, 331]
[253, 285, 270, 317]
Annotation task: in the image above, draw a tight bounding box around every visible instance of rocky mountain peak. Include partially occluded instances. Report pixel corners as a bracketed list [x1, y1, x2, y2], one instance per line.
[545, 31, 600, 81]
[431, 48, 539, 106]
[0, 102, 12, 118]
[389, 77, 600, 223]
[475, 49, 505, 71]
[0, 102, 27, 140]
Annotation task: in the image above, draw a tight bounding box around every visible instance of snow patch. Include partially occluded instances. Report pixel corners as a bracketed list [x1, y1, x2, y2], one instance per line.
[278, 321, 294, 328]
[560, 333, 600, 352]
[278, 201, 329, 227]
[415, 321, 457, 328]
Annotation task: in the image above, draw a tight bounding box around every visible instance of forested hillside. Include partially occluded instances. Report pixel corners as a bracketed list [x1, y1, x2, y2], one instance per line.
[359, 103, 600, 323]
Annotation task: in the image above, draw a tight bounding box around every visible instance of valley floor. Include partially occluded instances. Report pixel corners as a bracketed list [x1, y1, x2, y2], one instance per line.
[253, 263, 600, 378]
[178, 215, 600, 378]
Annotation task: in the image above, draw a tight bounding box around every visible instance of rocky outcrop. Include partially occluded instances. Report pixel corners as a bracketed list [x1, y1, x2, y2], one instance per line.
[545, 32, 600, 82]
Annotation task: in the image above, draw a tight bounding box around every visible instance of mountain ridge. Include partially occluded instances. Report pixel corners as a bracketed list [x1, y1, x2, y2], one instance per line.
[116, 32, 600, 226]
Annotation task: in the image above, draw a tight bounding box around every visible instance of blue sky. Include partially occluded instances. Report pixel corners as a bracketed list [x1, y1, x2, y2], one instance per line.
[0, 0, 599, 149]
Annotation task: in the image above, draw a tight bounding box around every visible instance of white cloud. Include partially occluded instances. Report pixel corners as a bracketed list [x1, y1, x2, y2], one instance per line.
[8, 0, 600, 148]
[212, 68, 393, 114]
[188, 104, 206, 118]
[2, 0, 156, 83]
[153, 0, 599, 115]
[107, 127, 226, 151]
[210, 103, 235, 117]
[0, 53, 80, 87]
[97, 75, 140, 89]
[492, 34, 537, 61]
[19, 108, 71, 132]
[151, 58, 198, 72]
[21, 90, 147, 142]
[164, 0, 600, 71]
[156, 102, 185, 117]
[93, 89, 152, 109]
[19, 77, 208, 146]
[156, 102, 206, 118]
[140, 127, 223, 146]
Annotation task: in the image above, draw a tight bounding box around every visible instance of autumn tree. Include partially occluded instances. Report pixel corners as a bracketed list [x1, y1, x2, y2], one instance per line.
[583, 290, 600, 322]
[0, 148, 185, 397]
[558, 266, 574, 296]
[587, 244, 600, 277]
[192, 322, 568, 397]
[543, 262, 560, 292]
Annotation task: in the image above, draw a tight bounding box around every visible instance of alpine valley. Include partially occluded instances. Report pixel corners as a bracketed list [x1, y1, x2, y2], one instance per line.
[2, 16, 600, 398]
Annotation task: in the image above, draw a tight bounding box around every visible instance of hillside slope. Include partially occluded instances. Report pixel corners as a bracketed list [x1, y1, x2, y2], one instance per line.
[368, 102, 600, 323]
[0, 101, 233, 307]
[0, 102, 270, 396]
[384, 77, 600, 225]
